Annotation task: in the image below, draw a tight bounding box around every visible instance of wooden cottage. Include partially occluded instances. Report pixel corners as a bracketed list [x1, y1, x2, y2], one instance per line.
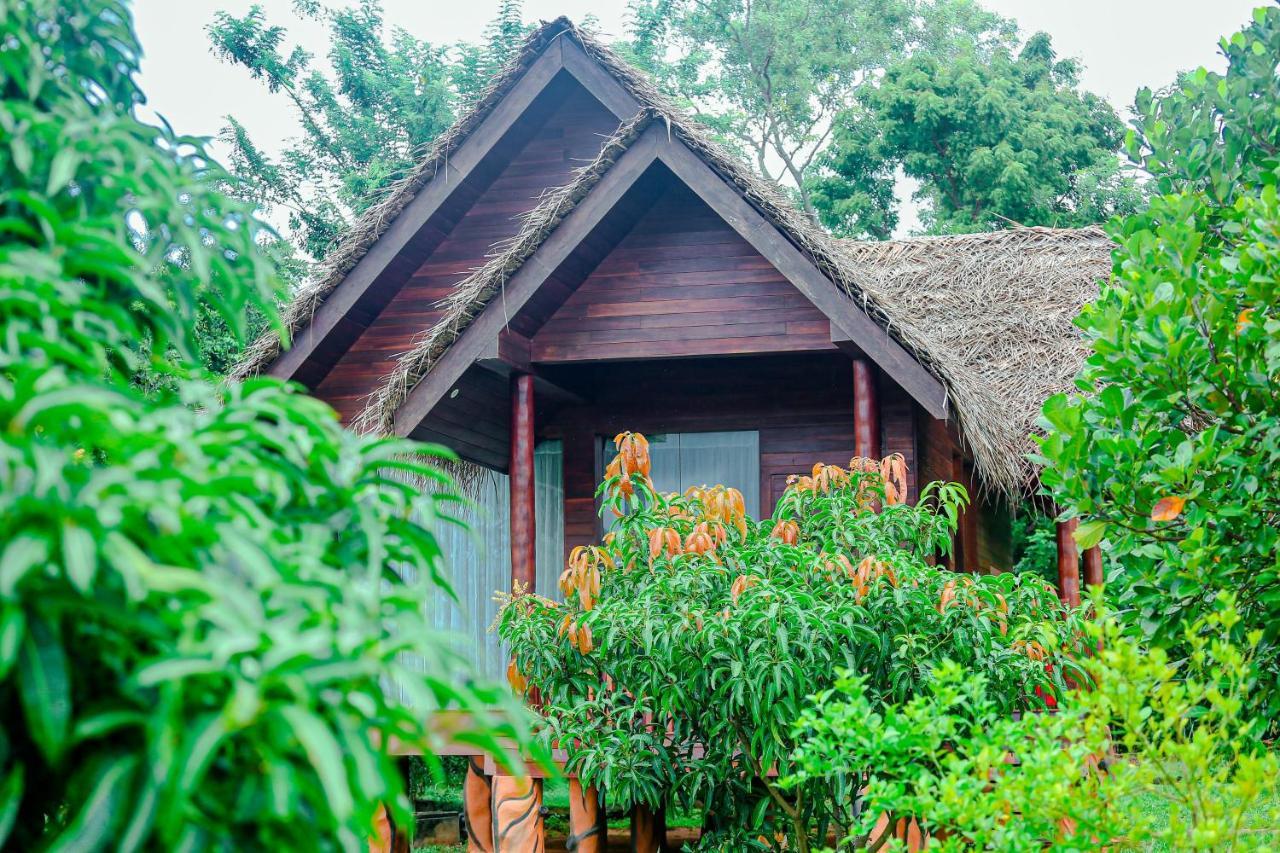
[235, 17, 1113, 662]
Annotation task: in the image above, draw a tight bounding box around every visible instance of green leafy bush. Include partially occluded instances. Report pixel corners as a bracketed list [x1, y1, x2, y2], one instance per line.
[790, 594, 1280, 851]
[1035, 7, 1280, 726]
[0, 2, 522, 847]
[498, 434, 1078, 851]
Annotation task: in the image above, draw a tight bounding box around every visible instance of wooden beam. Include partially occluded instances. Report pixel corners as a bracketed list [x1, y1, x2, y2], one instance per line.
[510, 373, 537, 593]
[1056, 519, 1082, 607]
[567, 780, 606, 853]
[658, 142, 949, 419]
[268, 40, 570, 383]
[490, 775, 544, 851]
[462, 758, 493, 851]
[476, 332, 586, 405]
[1083, 545, 1104, 590]
[391, 128, 664, 436]
[852, 359, 880, 459]
[558, 36, 641, 120]
[392, 123, 949, 437]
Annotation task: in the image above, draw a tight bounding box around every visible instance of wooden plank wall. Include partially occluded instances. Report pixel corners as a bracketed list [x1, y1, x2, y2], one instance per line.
[537, 354, 917, 558]
[310, 78, 621, 423]
[530, 181, 837, 363]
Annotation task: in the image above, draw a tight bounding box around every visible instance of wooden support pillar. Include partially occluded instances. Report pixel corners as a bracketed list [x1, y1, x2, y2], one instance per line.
[852, 359, 881, 460]
[510, 373, 536, 592]
[1083, 545, 1104, 590]
[567, 780, 606, 852]
[491, 775, 544, 852]
[1056, 518, 1082, 608]
[629, 803, 665, 853]
[463, 758, 494, 852]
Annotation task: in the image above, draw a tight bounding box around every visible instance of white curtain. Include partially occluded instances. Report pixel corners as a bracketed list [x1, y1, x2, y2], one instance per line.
[420, 441, 564, 679]
[629, 431, 761, 518]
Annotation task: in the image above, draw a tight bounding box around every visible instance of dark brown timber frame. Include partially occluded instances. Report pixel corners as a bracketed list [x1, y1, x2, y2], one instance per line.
[389, 123, 948, 438]
[267, 36, 638, 383]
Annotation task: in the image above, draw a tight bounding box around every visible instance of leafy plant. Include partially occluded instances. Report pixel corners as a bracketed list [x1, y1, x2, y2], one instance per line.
[1035, 6, 1280, 727]
[497, 433, 1078, 851]
[208, 0, 458, 259]
[790, 594, 1280, 851]
[622, 0, 1014, 219]
[811, 31, 1142, 237]
[0, 1, 524, 847]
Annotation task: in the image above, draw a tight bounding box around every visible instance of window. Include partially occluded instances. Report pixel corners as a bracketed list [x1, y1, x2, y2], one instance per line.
[417, 440, 564, 679]
[609, 430, 761, 520]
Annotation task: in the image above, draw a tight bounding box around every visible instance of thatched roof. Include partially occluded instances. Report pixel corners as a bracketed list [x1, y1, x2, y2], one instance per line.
[236, 16, 1115, 498]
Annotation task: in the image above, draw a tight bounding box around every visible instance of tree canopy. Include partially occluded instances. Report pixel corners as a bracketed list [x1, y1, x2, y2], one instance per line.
[1036, 6, 1280, 726]
[208, 0, 459, 259]
[623, 0, 1015, 219]
[811, 31, 1143, 237]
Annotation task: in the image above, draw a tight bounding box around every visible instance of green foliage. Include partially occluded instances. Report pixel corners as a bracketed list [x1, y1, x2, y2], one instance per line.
[1035, 7, 1280, 727]
[813, 31, 1140, 236]
[498, 438, 1076, 852]
[790, 595, 1280, 851]
[0, 1, 523, 847]
[208, 0, 458, 259]
[622, 0, 1013, 219]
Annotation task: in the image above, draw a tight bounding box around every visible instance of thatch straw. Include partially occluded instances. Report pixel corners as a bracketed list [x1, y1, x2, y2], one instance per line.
[834, 228, 1114, 495]
[237, 16, 1115, 498]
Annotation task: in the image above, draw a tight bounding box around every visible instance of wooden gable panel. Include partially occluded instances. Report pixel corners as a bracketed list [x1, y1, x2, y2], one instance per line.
[529, 181, 836, 363]
[312, 76, 622, 423]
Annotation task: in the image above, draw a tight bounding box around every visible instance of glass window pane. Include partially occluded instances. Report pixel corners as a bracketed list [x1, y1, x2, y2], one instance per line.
[625, 430, 761, 520]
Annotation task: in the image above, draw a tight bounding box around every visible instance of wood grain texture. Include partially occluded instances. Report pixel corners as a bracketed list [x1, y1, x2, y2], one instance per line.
[535, 354, 919, 560]
[1056, 518, 1082, 606]
[566, 780, 606, 852]
[311, 78, 621, 423]
[531, 181, 835, 362]
[510, 373, 537, 591]
[464, 759, 494, 852]
[852, 358, 880, 459]
[490, 775, 544, 852]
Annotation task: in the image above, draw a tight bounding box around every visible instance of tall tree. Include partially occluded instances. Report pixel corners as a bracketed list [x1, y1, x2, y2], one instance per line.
[208, 0, 457, 259]
[623, 0, 1015, 218]
[812, 31, 1142, 237]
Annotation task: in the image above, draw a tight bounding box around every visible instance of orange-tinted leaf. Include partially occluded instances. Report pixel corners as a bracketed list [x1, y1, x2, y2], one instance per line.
[1236, 308, 1253, 333]
[1151, 495, 1186, 522]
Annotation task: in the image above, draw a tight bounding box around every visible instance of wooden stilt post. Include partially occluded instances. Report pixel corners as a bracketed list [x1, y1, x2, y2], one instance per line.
[491, 775, 544, 852]
[852, 359, 880, 460]
[463, 758, 494, 852]
[567, 780, 606, 852]
[510, 372, 537, 592]
[1056, 518, 1082, 607]
[630, 803, 665, 853]
[1083, 545, 1104, 591]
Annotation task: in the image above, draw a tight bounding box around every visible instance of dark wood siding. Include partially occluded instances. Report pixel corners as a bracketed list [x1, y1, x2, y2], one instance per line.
[536, 354, 915, 559]
[530, 182, 835, 363]
[311, 79, 621, 422]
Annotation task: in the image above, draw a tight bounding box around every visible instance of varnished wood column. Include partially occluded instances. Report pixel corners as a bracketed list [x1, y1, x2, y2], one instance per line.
[463, 758, 494, 852]
[852, 359, 880, 460]
[510, 373, 536, 592]
[1083, 545, 1104, 591]
[630, 803, 665, 853]
[491, 775, 544, 851]
[567, 779, 606, 852]
[1055, 519, 1081, 607]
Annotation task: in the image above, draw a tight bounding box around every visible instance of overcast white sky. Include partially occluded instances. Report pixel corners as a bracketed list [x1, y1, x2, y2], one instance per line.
[134, 0, 1262, 234]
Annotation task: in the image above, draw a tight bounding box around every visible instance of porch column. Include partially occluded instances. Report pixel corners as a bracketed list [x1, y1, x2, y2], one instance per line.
[1055, 518, 1081, 608]
[852, 359, 880, 460]
[1083, 545, 1104, 591]
[510, 373, 536, 592]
